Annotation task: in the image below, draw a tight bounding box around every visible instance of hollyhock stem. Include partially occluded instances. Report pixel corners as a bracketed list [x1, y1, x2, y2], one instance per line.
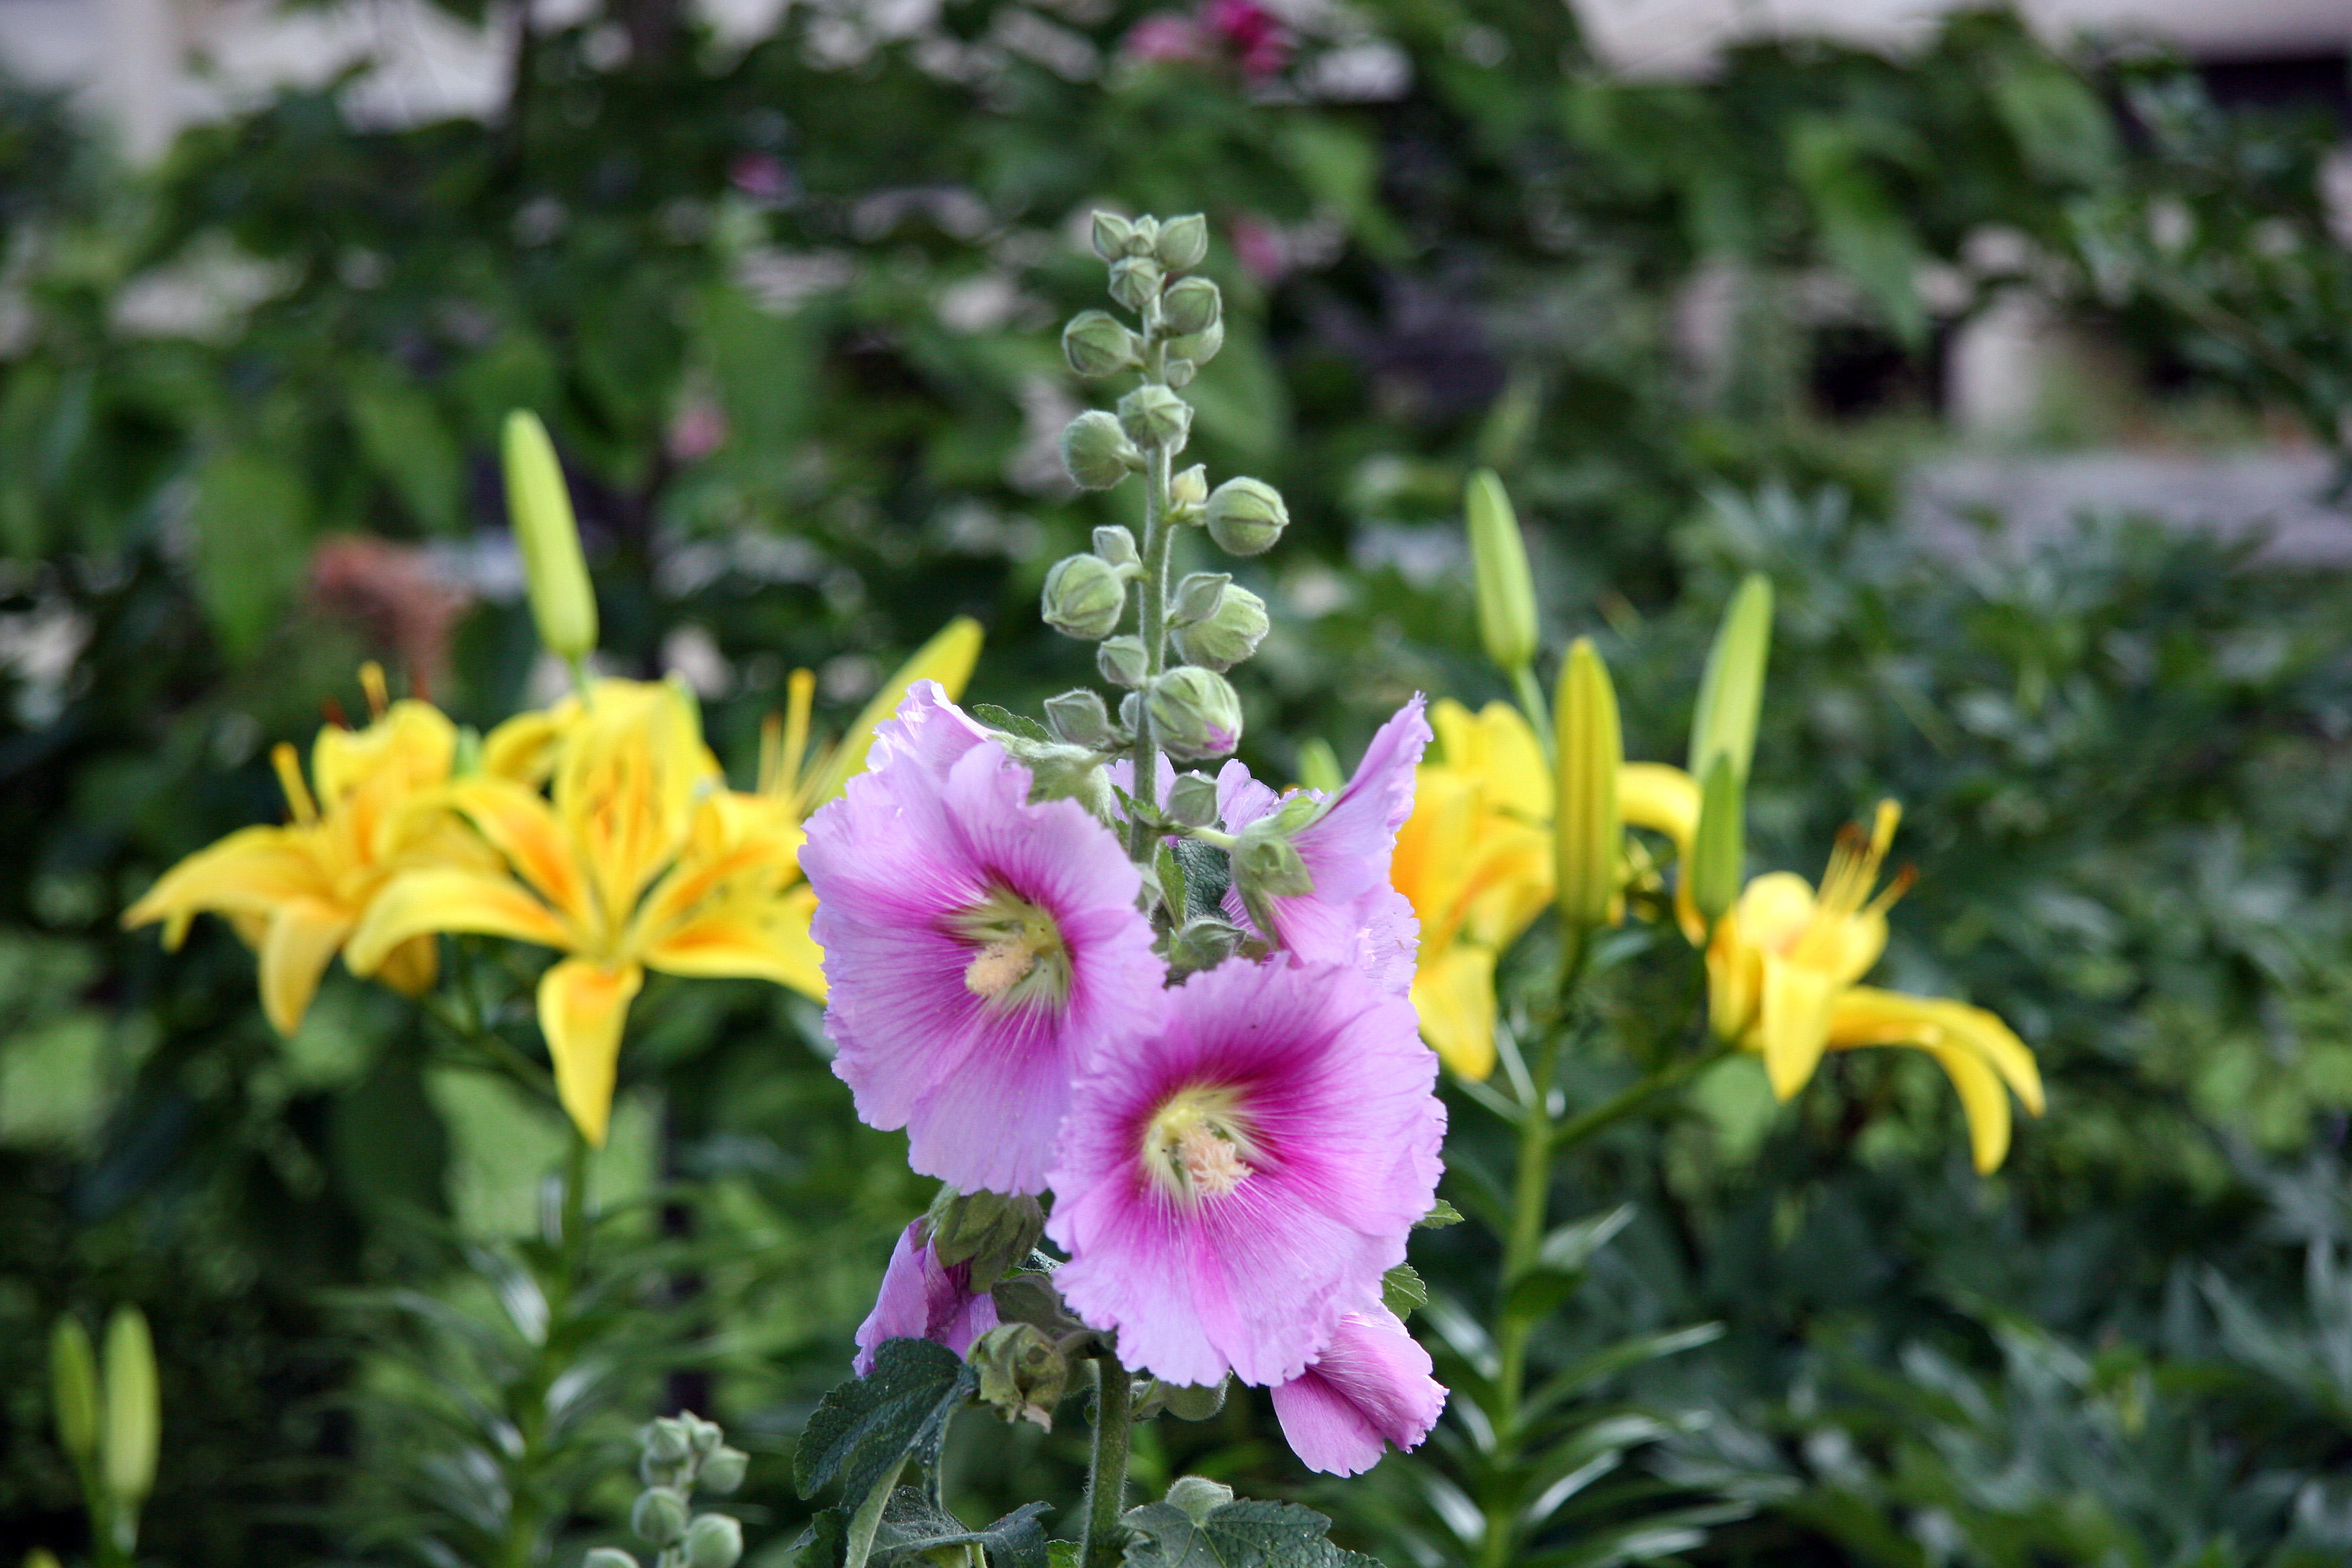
[1124, 311, 1175, 870]
[1079, 1352, 1135, 1568]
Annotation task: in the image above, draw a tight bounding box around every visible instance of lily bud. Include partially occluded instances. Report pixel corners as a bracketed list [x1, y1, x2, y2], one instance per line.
[1148, 666, 1243, 760]
[101, 1306, 158, 1508]
[1688, 572, 1773, 790]
[632, 1488, 689, 1546]
[1173, 585, 1269, 671]
[1165, 771, 1220, 827]
[1170, 464, 1208, 507]
[1097, 636, 1149, 688]
[1044, 689, 1116, 748]
[1155, 213, 1210, 271]
[1090, 211, 1134, 261]
[1688, 753, 1745, 930]
[1091, 524, 1139, 567]
[1553, 638, 1623, 938]
[1162, 276, 1221, 336]
[698, 1445, 749, 1496]
[1166, 317, 1223, 366]
[1203, 477, 1286, 555]
[1109, 255, 1164, 313]
[926, 1189, 1046, 1285]
[1169, 571, 1230, 625]
[1063, 310, 1140, 378]
[1118, 385, 1192, 452]
[1042, 553, 1128, 640]
[1061, 410, 1142, 491]
[971, 1322, 1069, 1430]
[1465, 469, 1537, 675]
[502, 409, 599, 661]
[50, 1316, 99, 1465]
[683, 1514, 744, 1568]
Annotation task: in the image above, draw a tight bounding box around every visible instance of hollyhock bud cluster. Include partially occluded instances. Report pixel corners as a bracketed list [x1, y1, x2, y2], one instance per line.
[798, 213, 1450, 1481]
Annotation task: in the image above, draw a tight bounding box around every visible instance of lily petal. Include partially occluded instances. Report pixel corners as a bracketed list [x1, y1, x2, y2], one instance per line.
[373, 934, 440, 997]
[260, 899, 355, 1036]
[346, 867, 574, 974]
[448, 777, 594, 930]
[1409, 940, 1498, 1080]
[803, 617, 984, 809]
[538, 958, 643, 1146]
[1914, 1037, 2013, 1174]
[1831, 986, 2046, 1116]
[122, 827, 330, 944]
[642, 889, 826, 998]
[1757, 950, 1839, 1100]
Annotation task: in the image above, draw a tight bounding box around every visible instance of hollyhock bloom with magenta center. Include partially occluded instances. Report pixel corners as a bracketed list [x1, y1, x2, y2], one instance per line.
[1045, 957, 1444, 1389]
[1271, 1306, 1447, 1475]
[801, 684, 1165, 1195]
[1223, 697, 1430, 993]
[851, 1220, 1001, 1375]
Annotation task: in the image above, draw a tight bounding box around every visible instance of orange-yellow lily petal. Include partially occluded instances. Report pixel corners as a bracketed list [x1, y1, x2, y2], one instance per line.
[1409, 941, 1500, 1080]
[346, 867, 577, 973]
[259, 899, 355, 1038]
[538, 957, 642, 1146]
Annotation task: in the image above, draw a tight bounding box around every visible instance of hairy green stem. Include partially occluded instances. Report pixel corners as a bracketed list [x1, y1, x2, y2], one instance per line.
[1079, 1353, 1134, 1568]
[1123, 309, 1175, 872]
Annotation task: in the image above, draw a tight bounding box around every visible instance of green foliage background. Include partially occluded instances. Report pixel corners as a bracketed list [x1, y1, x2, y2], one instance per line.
[3, 3, 2351, 1563]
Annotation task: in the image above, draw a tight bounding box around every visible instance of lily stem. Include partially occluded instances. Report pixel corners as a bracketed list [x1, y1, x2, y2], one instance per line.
[1078, 1353, 1134, 1568]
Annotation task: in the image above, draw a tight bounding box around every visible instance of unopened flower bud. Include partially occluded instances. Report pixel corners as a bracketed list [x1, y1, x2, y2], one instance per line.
[1155, 213, 1210, 271]
[999, 736, 1114, 816]
[926, 1189, 1047, 1283]
[1063, 311, 1139, 379]
[1090, 211, 1134, 262]
[1042, 553, 1128, 640]
[584, 1550, 640, 1568]
[1097, 636, 1148, 688]
[1109, 255, 1163, 313]
[1553, 638, 1623, 938]
[1118, 691, 1142, 731]
[1118, 385, 1191, 452]
[1165, 358, 1197, 390]
[1169, 572, 1230, 626]
[1061, 411, 1142, 491]
[698, 1445, 749, 1496]
[1166, 916, 1244, 973]
[1148, 667, 1243, 761]
[1162, 276, 1221, 336]
[503, 409, 599, 660]
[1165, 1476, 1235, 1525]
[1165, 771, 1221, 827]
[685, 1414, 724, 1455]
[1166, 317, 1222, 366]
[1124, 216, 1161, 256]
[1174, 585, 1269, 671]
[1171, 465, 1208, 507]
[971, 1322, 1068, 1430]
[1091, 525, 1139, 567]
[1465, 469, 1538, 675]
[1204, 477, 1287, 555]
[50, 1318, 97, 1466]
[1044, 689, 1116, 748]
[683, 1513, 744, 1568]
[1230, 818, 1314, 942]
[632, 1488, 689, 1546]
[101, 1307, 158, 1507]
[643, 1417, 693, 1465]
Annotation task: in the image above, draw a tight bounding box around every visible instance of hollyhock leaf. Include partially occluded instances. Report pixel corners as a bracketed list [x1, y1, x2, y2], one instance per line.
[875, 1490, 1051, 1568]
[794, 1338, 974, 1508]
[1171, 838, 1231, 920]
[973, 704, 1052, 743]
[1380, 1264, 1427, 1320]
[1119, 1497, 1381, 1568]
[1416, 1200, 1465, 1229]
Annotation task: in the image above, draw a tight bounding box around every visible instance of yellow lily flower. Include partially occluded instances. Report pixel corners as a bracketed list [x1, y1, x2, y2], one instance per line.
[122, 665, 490, 1036]
[1705, 801, 2045, 1173]
[1391, 700, 1555, 1079]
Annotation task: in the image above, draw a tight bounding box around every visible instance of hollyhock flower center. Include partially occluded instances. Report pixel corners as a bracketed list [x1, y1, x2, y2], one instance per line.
[1144, 1087, 1257, 1200]
[952, 887, 1071, 1008]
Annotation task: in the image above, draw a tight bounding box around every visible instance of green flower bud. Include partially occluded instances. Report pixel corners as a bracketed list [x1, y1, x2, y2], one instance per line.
[1162, 276, 1221, 336]
[503, 409, 599, 662]
[1166, 916, 1244, 973]
[1465, 469, 1538, 675]
[1163, 772, 1219, 828]
[1553, 638, 1623, 939]
[1148, 1379, 1229, 1421]
[1173, 585, 1269, 672]
[1117, 385, 1192, 452]
[1097, 636, 1148, 688]
[1061, 411, 1142, 491]
[1109, 255, 1163, 314]
[50, 1316, 98, 1465]
[970, 1322, 1069, 1430]
[101, 1306, 158, 1507]
[683, 1514, 744, 1568]
[685, 1414, 723, 1456]
[1203, 477, 1287, 555]
[1165, 358, 1197, 391]
[1118, 692, 1142, 732]
[1124, 216, 1161, 256]
[1148, 667, 1242, 761]
[1063, 310, 1139, 379]
[999, 735, 1114, 816]
[1166, 317, 1222, 366]
[1090, 211, 1134, 262]
[1155, 213, 1210, 271]
[1169, 571, 1230, 626]
[1042, 553, 1128, 640]
[642, 1417, 693, 1465]
[1688, 752, 1745, 932]
[1044, 689, 1116, 749]
[698, 1447, 749, 1496]
[1165, 1476, 1235, 1525]
[584, 1550, 640, 1568]
[926, 1189, 1047, 1282]
[1688, 572, 1773, 791]
[1091, 525, 1139, 567]
[1171, 465, 1208, 507]
[632, 1488, 689, 1547]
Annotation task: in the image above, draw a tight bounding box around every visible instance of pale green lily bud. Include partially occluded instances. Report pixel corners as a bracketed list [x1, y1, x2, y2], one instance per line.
[1174, 585, 1269, 671]
[503, 409, 599, 662]
[926, 1189, 1046, 1285]
[1090, 211, 1134, 262]
[1203, 477, 1286, 555]
[969, 1322, 1068, 1430]
[1166, 317, 1223, 368]
[1165, 1477, 1236, 1525]
[1163, 276, 1221, 336]
[1097, 636, 1148, 688]
[1148, 667, 1242, 760]
[698, 1446, 749, 1496]
[1109, 255, 1163, 314]
[683, 1514, 743, 1568]
[1168, 571, 1230, 625]
[1165, 771, 1220, 827]
[1118, 385, 1191, 452]
[632, 1488, 689, 1546]
[101, 1307, 157, 1508]
[1042, 553, 1128, 640]
[584, 1550, 640, 1568]
[1155, 213, 1209, 271]
[1044, 689, 1116, 748]
[1465, 469, 1537, 676]
[1171, 465, 1208, 507]
[1091, 524, 1139, 567]
[1063, 310, 1140, 378]
[1688, 573, 1773, 789]
[50, 1316, 99, 1465]
[1061, 410, 1142, 491]
[1688, 753, 1745, 931]
[1553, 638, 1623, 938]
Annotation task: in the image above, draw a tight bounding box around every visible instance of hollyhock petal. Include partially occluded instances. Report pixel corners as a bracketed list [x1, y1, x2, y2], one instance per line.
[1046, 959, 1445, 1389]
[852, 1221, 1002, 1375]
[864, 680, 995, 785]
[1271, 1307, 1447, 1475]
[803, 705, 1164, 1194]
[1215, 758, 1281, 831]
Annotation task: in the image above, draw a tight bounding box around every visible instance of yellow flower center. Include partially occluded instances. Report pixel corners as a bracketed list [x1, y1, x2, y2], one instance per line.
[952, 889, 1069, 1007]
[1782, 799, 1910, 968]
[1142, 1088, 1257, 1202]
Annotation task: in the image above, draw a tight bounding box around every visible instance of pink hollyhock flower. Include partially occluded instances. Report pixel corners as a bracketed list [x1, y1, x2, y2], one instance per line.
[801, 685, 1165, 1195]
[852, 1219, 1001, 1375]
[1228, 215, 1289, 287]
[1204, 0, 1291, 75]
[1222, 697, 1430, 991]
[1045, 957, 1444, 1388]
[1271, 1306, 1447, 1475]
[1124, 13, 1204, 62]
